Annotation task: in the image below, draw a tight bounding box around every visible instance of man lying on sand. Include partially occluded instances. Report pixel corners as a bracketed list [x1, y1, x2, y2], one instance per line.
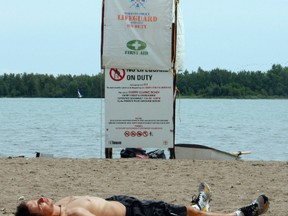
[16, 182, 269, 216]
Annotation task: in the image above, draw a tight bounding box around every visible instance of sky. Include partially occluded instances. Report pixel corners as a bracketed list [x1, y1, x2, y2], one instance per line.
[1, 0, 288, 76]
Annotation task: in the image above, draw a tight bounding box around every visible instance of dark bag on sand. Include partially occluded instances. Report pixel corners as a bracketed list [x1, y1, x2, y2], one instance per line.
[120, 148, 166, 159]
[147, 149, 166, 159]
[120, 148, 147, 158]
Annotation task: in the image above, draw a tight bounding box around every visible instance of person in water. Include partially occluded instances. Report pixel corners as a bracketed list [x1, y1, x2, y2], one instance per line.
[15, 182, 269, 216]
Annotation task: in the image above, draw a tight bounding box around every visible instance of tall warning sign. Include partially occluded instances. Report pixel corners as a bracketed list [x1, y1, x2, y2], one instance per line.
[101, 0, 178, 156]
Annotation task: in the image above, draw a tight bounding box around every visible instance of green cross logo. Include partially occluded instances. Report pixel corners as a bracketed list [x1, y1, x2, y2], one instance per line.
[127, 40, 147, 51]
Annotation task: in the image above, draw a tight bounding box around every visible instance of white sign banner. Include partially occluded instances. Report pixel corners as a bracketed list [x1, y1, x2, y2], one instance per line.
[102, 0, 173, 70]
[105, 68, 174, 148]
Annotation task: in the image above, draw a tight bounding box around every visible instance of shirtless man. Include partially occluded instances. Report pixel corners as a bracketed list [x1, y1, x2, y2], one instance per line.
[15, 182, 269, 216]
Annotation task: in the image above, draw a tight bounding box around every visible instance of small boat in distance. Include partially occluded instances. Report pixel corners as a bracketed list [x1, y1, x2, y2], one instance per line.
[77, 89, 83, 98]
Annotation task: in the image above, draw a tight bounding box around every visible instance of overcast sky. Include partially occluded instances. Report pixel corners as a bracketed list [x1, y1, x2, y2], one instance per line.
[1, 0, 287, 76]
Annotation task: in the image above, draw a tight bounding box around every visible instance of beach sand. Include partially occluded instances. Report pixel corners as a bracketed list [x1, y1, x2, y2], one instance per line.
[0, 158, 287, 215]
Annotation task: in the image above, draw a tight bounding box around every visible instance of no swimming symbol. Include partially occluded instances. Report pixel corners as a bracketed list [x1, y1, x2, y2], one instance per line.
[110, 68, 126, 81]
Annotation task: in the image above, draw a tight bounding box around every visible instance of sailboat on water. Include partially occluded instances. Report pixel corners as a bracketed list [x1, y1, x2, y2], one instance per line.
[77, 89, 82, 98]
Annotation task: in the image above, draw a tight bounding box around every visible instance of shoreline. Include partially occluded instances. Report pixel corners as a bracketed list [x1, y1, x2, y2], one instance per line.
[1, 158, 287, 215]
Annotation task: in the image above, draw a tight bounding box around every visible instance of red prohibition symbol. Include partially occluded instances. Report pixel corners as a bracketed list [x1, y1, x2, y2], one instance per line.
[124, 131, 130, 137]
[137, 131, 142, 137]
[143, 131, 148, 137]
[131, 131, 136, 137]
[110, 68, 126, 81]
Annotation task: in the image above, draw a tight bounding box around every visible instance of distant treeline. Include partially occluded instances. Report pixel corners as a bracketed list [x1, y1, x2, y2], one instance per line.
[0, 74, 104, 98]
[0, 64, 288, 98]
[177, 64, 288, 98]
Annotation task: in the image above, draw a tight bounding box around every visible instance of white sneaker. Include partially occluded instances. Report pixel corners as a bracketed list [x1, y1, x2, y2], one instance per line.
[237, 194, 269, 216]
[191, 182, 212, 212]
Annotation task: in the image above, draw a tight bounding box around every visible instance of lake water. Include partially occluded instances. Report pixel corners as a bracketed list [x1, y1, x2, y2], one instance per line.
[0, 98, 287, 161]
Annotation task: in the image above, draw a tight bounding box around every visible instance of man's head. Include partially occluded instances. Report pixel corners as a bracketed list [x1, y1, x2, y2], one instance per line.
[15, 197, 54, 216]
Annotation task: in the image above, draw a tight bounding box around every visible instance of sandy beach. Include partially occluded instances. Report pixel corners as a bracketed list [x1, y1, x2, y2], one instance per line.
[0, 158, 287, 215]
